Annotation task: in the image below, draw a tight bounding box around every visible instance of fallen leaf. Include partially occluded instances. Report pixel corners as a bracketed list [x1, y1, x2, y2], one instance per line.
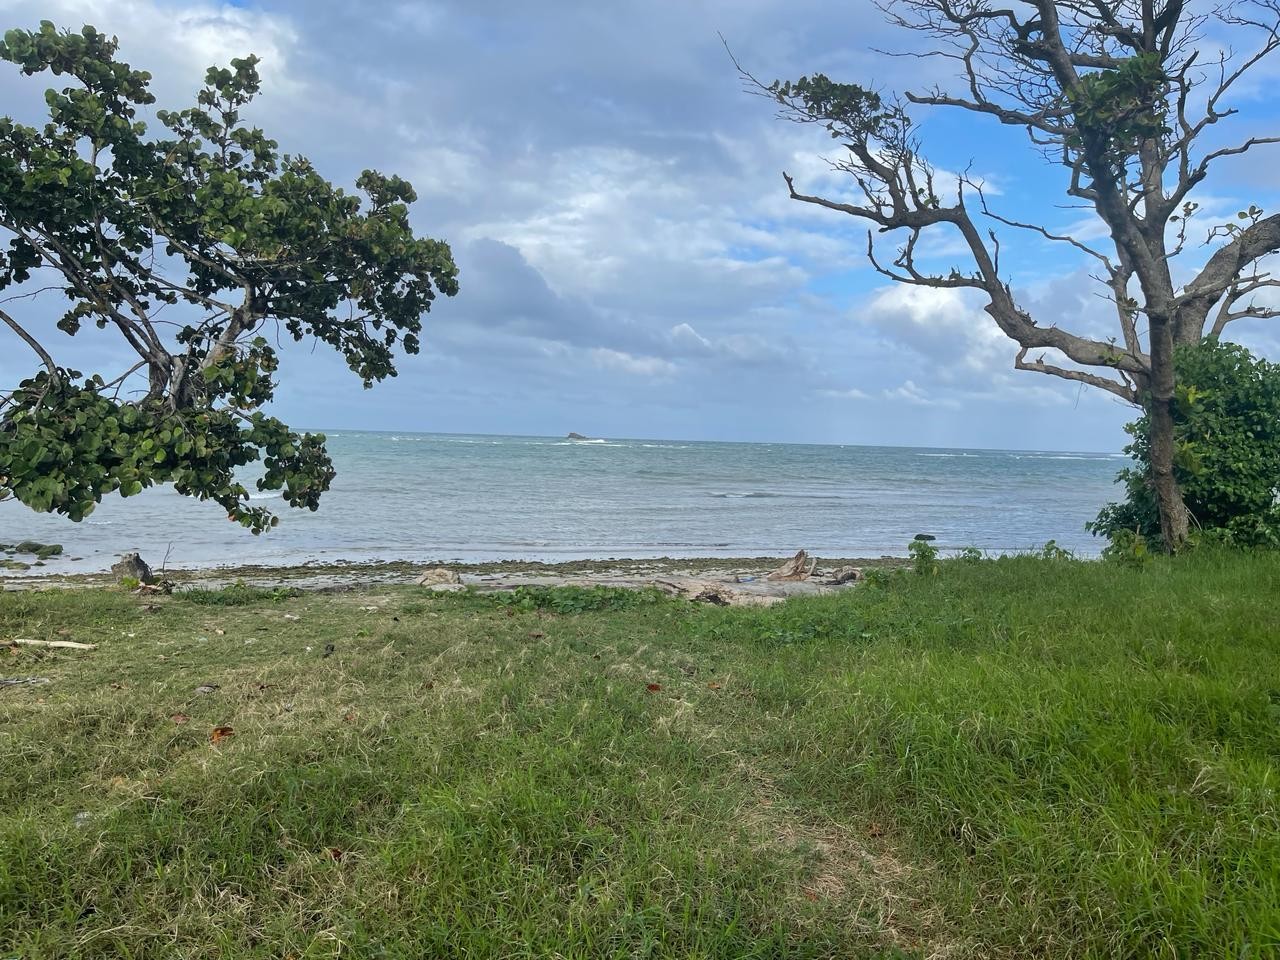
[194, 683, 219, 695]
[868, 822, 885, 838]
[343, 711, 356, 722]
[210, 725, 234, 744]
[110, 682, 123, 690]
[802, 888, 819, 902]
[171, 712, 190, 725]
[707, 682, 722, 690]
[528, 631, 545, 639]
[646, 683, 662, 693]
[327, 847, 344, 861]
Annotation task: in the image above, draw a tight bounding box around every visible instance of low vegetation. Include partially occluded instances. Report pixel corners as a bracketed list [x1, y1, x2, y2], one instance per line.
[3, 550, 1279, 957]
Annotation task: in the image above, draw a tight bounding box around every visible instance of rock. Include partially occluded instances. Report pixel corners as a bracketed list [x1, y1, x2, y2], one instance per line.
[825, 566, 864, 585]
[913, 533, 937, 542]
[766, 549, 817, 582]
[566, 432, 589, 440]
[111, 552, 154, 585]
[425, 582, 466, 593]
[416, 567, 463, 587]
[10, 541, 62, 559]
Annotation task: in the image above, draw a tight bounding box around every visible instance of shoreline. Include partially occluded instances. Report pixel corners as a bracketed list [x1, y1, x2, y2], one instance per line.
[0, 553, 908, 593]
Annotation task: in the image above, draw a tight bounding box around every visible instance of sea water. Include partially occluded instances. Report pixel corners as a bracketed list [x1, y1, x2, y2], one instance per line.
[0, 432, 1126, 572]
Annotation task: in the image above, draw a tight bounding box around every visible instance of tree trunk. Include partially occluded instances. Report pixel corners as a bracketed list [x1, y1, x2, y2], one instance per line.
[1147, 316, 1191, 551]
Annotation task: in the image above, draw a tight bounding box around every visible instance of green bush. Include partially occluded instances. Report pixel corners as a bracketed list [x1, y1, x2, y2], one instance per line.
[490, 585, 667, 613]
[908, 538, 940, 575]
[180, 582, 301, 605]
[1091, 340, 1280, 549]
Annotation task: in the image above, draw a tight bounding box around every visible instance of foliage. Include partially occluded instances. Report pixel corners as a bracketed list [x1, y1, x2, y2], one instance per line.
[1091, 340, 1280, 549]
[1067, 52, 1171, 161]
[1034, 539, 1076, 562]
[488, 585, 668, 614]
[179, 581, 301, 605]
[0, 23, 457, 531]
[1100, 528, 1152, 567]
[955, 546, 984, 563]
[908, 538, 940, 575]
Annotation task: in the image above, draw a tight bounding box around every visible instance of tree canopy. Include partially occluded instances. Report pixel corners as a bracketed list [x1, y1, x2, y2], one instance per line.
[0, 22, 458, 532]
[750, 0, 1280, 549]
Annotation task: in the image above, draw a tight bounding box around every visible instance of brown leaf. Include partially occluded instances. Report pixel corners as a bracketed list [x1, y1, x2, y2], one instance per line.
[327, 847, 344, 861]
[527, 631, 545, 639]
[646, 683, 662, 693]
[802, 888, 819, 902]
[171, 712, 190, 725]
[343, 711, 356, 722]
[707, 682, 722, 690]
[210, 725, 234, 744]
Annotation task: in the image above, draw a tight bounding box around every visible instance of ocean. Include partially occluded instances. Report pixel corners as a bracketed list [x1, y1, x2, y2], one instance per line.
[0, 432, 1126, 573]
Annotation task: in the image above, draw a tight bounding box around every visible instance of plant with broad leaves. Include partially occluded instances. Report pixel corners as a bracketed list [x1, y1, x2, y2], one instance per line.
[1091, 340, 1280, 550]
[0, 22, 458, 532]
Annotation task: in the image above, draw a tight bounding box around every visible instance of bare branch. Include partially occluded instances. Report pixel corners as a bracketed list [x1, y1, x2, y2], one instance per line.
[0, 307, 58, 378]
[1015, 346, 1138, 401]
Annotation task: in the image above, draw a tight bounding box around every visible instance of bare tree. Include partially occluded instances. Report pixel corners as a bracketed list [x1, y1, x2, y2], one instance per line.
[744, 0, 1280, 550]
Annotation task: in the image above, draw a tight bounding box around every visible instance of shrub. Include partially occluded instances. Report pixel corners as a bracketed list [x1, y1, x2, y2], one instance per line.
[908, 539, 940, 576]
[1091, 340, 1280, 549]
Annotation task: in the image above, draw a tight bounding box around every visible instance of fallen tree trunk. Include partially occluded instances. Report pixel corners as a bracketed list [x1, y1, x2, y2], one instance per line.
[766, 550, 816, 581]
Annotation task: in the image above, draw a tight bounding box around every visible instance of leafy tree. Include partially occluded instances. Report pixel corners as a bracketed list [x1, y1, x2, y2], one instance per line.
[1091, 339, 1280, 549]
[0, 23, 458, 531]
[744, 1, 1280, 550]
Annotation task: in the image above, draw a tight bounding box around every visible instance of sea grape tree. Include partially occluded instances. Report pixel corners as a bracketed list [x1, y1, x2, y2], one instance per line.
[751, 1, 1280, 550]
[0, 22, 458, 531]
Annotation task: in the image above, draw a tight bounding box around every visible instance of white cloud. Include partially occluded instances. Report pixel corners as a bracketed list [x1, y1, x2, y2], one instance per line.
[590, 348, 677, 377]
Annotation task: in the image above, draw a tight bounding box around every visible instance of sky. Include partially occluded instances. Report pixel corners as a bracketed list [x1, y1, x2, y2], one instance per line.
[2, 0, 1279, 451]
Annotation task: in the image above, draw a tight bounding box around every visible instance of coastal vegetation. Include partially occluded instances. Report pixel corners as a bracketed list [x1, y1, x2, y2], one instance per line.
[4, 548, 1279, 957]
[0, 23, 457, 532]
[1092, 339, 1280, 551]
[753, 1, 1280, 550]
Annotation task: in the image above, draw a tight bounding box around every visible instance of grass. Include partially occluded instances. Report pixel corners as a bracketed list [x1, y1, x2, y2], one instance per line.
[1, 550, 1278, 958]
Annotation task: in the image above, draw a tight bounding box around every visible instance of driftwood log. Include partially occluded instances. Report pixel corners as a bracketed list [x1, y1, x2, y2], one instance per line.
[766, 550, 817, 582]
[9, 638, 97, 651]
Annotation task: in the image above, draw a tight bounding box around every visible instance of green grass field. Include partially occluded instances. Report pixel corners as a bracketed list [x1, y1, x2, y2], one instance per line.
[3, 551, 1279, 958]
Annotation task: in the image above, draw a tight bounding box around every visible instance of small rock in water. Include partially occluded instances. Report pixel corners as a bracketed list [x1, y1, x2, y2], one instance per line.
[913, 533, 937, 542]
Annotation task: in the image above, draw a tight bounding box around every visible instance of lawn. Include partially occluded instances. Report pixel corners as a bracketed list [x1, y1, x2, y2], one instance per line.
[2, 552, 1279, 958]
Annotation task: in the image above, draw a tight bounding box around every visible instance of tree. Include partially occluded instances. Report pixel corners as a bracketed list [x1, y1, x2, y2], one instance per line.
[0, 22, 458, 532]
[747, 1, 1280, 550]
[1091, 339, 1280, 549]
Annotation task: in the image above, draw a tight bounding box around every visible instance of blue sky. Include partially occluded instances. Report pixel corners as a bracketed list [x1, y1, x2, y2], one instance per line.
[2, 0, 1279, 451]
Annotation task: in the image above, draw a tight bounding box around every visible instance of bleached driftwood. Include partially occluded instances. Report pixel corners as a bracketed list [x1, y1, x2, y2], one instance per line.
[9, 638, 97, 651]
[766, 550, 817, 582]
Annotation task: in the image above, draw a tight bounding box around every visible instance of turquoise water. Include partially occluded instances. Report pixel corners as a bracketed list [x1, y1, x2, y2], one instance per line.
[0, 432, 1125, 572]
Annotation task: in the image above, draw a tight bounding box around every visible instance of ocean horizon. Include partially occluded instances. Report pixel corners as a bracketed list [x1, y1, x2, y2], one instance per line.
[0, 430, 1126, 574]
